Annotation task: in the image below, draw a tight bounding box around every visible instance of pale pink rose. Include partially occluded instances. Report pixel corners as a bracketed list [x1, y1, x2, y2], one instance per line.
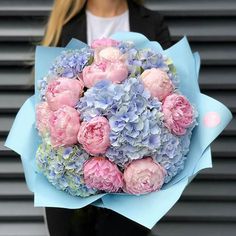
[98, 47, 121, 60]
[162, 93, 194, 135]
[123, 158, 166, 195]
[82, 61, 128, 88]
[49, 105, 80, 147]
[94, 47, 125, 63]
[36, 102, 52, 136]
[78, 117, 110, 155]
[83, 157, 123, 192]
[140, 68, 174, 101]
[91, 38, 119, 49]
[46, 77, 84, 111]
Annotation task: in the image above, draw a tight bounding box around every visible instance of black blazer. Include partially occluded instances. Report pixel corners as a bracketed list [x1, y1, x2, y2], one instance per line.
[59, 0, 172, 49]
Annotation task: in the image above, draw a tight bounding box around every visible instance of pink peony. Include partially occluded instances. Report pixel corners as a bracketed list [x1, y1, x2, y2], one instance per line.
[140, 68, 174, 101]
[162, 93, 194, 135]
[49, 105, 80, 147]
[123, 158, 166, 195]
[46, 77, 84, 111]
[78, 117, 110, 155]
[94, 47, 125, 63]
[36, 102, 52, 136]
[91, 38, 119, 49]
[82, 60, 128, 88]
[83, 157, 123, 192]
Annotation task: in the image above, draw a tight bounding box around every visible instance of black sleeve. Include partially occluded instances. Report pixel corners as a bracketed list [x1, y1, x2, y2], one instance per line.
[57, 34, 63, 47]
[154, 13, 172, 49]
[57, 26, 68, 47]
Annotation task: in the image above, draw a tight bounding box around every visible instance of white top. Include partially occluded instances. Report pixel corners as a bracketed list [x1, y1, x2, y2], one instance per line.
[86, 10, 130, 46]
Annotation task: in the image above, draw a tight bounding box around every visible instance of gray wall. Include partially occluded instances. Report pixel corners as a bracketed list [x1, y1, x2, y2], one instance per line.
[0, 0, 235, 235]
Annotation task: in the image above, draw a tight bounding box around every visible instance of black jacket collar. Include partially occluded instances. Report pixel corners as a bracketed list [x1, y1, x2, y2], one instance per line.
[60, 0, 152, 46]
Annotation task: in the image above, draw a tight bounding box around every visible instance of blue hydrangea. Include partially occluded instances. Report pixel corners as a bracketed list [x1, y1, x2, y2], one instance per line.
[77, 79, 125, 121]
[37, 47, 93, 102]
[117, 40, 136, 54]
[106, 107, 163, 167]
[37, 75, 56, 102]
[77, 78, 164, 167]
[49, 47, 94, 78]
[125, 48, 168, 77]
[153, 128, 193, 183]
[37, 76, 47, 101]
[118, 41, 179, 87]
[36, 143, 97, 197]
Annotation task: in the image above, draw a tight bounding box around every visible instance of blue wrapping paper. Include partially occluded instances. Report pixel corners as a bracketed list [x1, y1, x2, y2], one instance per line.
[5, 32, 232, 229]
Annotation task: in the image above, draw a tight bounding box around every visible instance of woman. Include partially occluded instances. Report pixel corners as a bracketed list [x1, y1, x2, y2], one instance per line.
[43, 0, 171, 48]
[43, 0, 171, 235]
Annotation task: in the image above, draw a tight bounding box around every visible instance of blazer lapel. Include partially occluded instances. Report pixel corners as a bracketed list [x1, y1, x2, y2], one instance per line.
[128, 0, 154, 40]
[71, 4, 87, 43]
[61, 0, 154, 46]
[60, 3, 87, 45]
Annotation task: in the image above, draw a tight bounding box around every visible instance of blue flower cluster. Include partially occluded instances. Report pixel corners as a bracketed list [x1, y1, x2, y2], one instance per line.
[153, 126, 196, 183]
[49, 47, 94, 78]
[36, 143, 97, 197]
[77, 78, 164, 167]
[37, 47, 94, 102]
[76, 79, 121, 121]
[37, 76, 48, 101]
[118, 41, 179, 87]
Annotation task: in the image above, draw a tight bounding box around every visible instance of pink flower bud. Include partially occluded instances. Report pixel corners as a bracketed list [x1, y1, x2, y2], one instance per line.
[91, 38, 119, 49]
[78, 117, 110, 155]
[162, 94, 194, 135]
[82, 61, 128, 88]
[49, 105, 80, 147]
[140, 68, 174, 101]
[123, 158, 166, 195]
[84, 157, 123, 192]
[46, 78, 84, 111]
[36, 102, 52, 136]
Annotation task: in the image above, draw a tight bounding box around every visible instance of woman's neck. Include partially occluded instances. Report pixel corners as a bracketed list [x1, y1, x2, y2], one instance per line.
[86, 0, 128, 17]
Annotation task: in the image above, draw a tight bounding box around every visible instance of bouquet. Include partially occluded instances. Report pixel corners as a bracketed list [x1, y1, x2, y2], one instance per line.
[5, 32, 232, 228]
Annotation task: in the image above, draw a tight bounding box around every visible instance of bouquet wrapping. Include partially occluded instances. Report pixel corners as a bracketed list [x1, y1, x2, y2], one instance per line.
[5, 32, 232, 228]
